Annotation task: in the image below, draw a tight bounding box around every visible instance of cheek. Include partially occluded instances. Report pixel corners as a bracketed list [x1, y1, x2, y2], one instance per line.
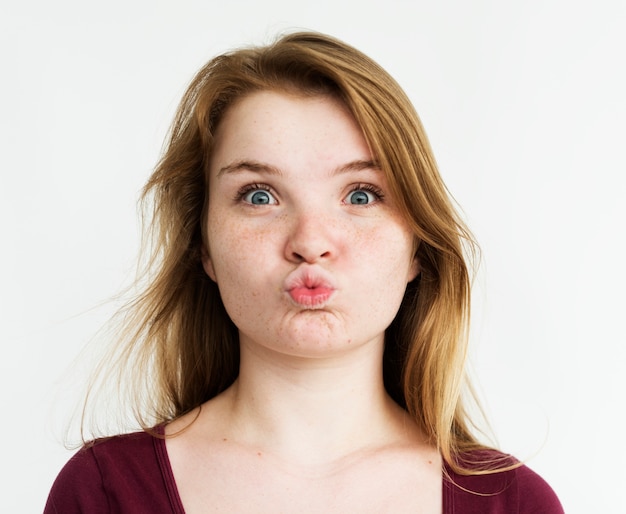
[201, 244, 217, 282]
[204, 230, 262, 325]
[205, 218, 274, 286]
[365, 224, 416, 274]
[342, 225, 415, 313]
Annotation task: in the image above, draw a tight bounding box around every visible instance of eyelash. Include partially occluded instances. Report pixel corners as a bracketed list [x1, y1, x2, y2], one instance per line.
[346, 183, 385, 203]
[234, 183, 275, 202]
[233, 182, 385, 204]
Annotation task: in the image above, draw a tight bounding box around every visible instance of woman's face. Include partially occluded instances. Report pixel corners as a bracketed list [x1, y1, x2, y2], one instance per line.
[203, 90, 418, 359]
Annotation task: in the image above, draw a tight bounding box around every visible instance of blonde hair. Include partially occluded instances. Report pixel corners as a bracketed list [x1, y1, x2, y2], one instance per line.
[85, 31, 505, 474]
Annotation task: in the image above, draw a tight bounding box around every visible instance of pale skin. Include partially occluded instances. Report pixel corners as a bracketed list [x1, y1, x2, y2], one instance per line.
[165, 91, 442, 513]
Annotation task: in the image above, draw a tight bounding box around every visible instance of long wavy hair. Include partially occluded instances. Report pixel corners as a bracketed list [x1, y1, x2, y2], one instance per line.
[83, 31, 504, 474]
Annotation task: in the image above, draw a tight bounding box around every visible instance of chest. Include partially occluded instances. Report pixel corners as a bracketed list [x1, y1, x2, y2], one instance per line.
[173, 447, 442, 514]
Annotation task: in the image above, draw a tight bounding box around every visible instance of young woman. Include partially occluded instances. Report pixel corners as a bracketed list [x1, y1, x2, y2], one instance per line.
[45, 32, 563, 513]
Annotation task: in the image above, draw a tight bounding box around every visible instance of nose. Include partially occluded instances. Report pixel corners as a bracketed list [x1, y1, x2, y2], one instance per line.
[284, 210, 336, 264]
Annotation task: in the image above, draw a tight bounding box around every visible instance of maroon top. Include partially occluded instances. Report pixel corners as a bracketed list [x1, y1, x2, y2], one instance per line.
[44, 431, 563, 513]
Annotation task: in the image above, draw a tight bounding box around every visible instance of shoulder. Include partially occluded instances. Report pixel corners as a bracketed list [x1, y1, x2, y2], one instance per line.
[444, 450, 564, 514]
[44, 430, 179, 514]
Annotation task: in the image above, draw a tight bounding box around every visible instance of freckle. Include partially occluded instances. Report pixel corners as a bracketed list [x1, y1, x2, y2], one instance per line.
[257, 452, 262, 457]
[223, 438, 228, 442]
[428, 460, 432, 464]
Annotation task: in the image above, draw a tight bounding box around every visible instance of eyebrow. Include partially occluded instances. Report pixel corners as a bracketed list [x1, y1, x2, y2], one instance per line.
[217, 159, 380, 178]
[217, 160, 283, 178]
[335, 159, 381, 174]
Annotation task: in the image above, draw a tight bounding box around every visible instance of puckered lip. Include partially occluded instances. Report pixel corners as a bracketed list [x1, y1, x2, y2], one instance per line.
[283, 266, 337, 307]
[283, 265, 337, 292]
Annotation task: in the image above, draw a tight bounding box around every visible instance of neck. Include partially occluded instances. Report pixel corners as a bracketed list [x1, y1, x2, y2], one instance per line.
[219, 338, 415, 465]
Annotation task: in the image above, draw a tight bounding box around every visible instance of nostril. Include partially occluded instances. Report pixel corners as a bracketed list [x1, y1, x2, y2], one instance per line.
[288, 248, 330, 264]
[284, 216, 334, 263]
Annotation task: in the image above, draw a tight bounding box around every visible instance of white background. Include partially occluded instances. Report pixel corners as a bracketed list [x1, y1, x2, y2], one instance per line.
[1, 1, 625, 512]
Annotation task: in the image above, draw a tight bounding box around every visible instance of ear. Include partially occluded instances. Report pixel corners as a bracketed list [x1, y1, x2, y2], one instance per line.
[201, 244, 217, 282]
[407, 255, 420, 283]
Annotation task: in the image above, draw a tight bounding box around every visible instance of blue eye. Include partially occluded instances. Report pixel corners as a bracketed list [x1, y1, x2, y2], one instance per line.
[243, 188, 276, 205]
[346, 189, 377, 205]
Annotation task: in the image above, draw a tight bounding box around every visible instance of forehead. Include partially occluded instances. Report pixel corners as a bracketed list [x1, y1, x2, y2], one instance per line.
[215, 89, 354, 135]
[209, 90, 373, 172]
